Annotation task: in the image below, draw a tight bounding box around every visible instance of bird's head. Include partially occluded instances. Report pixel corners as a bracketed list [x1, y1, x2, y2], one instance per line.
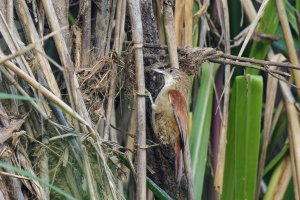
[152, 68, 187, 87]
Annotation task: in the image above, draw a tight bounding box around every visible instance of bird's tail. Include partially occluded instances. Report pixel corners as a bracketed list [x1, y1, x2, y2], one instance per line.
[175, 146, 183, 184]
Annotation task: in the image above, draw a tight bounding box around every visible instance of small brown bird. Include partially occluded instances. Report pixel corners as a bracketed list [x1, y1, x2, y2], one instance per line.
[150, 68, 190, 183]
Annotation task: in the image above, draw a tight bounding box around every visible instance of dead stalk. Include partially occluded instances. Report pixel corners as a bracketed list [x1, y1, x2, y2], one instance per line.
[40, 0, 92, 128]
[163, 3, 179, 69]
[279, 81, 300, 199]
[14, 0, 61, 97]
[214, 0, 230, 195]
[256, 54, 284, 199]
[2, 60, 88, 125]
[103, 0, 124, 141]
[128, 0, 147, 199]
[80, 0, 91, 68]
[276, 0, 300, 95]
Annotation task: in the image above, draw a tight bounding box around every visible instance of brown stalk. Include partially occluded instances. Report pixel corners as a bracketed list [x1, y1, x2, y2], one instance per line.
[2, 60, 88, 126]
[6, 0, 13, 30]
[80, 0, 91, 68]
[128, 0, 147, 199]
[52, 0, 72, 51]
[0, 67, 48, 119]
[184, 0, 193, 45]
[103, 0, 124, 141]
[214, 0, 230, 195]
[94, 1, 110, 58]
[256, 54, 285, 199]
[154, 0, 166, 45]
[163, 2, 179, 69]
[279, 81, 300, 199]
[41, 0, 92, 130]
[0, 12, 35, 80]
[240, 0, 256, 22]
[265, 156, 292, 199]
[14, 0, 61, 97]
[276, 0, 300, 96]
[0, 28, 66, 66]
[175, 0, 184, 45]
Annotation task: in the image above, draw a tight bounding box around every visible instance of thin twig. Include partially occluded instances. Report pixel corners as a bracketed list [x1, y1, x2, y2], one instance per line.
[210, 58, 290, 77]
[127, 42, 300, 71]
[221, 54, 300, 70]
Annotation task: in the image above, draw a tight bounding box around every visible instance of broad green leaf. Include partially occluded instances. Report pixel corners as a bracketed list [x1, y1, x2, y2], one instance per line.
[222, 75, 263, 200]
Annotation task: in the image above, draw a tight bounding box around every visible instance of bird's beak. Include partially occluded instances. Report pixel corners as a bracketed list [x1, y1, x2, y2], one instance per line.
[152, 68, 166, 75]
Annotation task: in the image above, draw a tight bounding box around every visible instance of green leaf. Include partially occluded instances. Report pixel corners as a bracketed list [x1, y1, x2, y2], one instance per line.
[0, 92, 36, 101]
[264, 141, 289, 176]
[267, 110, 287, 156]
[192, 2, 199, 47]
[247, 0, 283, 74]
[146, 177, 173, 200]
[222, 75, 263, 200]
[221, 78, 237, 200]
[286, 1, 299, 34]
[189, 62, 219, 200]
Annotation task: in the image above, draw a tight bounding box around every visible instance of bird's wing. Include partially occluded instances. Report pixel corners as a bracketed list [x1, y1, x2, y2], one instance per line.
[169, 90, 188, 183]
[168, 90, 188, 150]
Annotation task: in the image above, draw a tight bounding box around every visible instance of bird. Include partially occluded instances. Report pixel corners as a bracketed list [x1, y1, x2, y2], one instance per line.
[149, 67, 190, 183]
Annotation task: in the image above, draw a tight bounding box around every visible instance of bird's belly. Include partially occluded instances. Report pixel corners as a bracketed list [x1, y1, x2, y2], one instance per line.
[154, 113, 180, 146]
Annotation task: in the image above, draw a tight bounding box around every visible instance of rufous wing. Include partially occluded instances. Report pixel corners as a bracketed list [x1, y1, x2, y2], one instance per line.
[169, 89, 188, 183]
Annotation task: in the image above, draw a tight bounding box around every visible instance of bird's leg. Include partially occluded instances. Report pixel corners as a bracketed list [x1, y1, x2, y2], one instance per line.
[145, 89, 158, 133]
[145, 89, 158, 111]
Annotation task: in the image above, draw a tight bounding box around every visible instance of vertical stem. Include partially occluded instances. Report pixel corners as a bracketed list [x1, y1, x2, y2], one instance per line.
[164, 3, 179, 69]
[214, 0, 230, 195]
[81, 0, 91, 68]
[128, 0, 147, 199]
[6, 0, 13, 30]
[104, 0, 124, 141]
[276, 0, 300, 93]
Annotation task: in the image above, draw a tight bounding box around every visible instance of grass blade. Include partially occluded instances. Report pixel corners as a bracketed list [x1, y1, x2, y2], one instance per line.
[190, 62, 218, 199]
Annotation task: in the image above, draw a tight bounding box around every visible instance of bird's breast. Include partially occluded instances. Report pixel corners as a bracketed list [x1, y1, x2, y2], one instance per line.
[153, 91, 180, 146]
